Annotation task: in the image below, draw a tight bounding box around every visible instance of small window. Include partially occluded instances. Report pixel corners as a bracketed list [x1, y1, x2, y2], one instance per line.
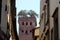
[51, 29, 53, 40]
[30, 22, 32, 25]
[22, 30, 24, 33]
[59, 1, 60, 4]
[22, 22, 24, 25]
[30, 30, 32, 32]
[25, 30, 28, 34]
[7, 23, 9, 29]
[5, 5, 7, 11]
[26, 22, 28, 25]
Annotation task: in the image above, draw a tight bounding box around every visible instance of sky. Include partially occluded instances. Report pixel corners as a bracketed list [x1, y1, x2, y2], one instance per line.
[16, 0, 40, 35]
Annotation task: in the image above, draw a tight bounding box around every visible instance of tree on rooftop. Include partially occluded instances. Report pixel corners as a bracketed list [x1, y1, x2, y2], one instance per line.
[28, 10, 38, 17]
[18, 10, 38, 17]
[18, 10, 27, 17]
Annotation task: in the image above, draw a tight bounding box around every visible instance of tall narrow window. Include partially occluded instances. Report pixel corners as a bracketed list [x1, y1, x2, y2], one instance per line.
[30, 22, 32, 25]
[45, 29, 49, 40]
[59, 1, 60, 4]
[26, 22, 28, 25]
[51, 29, 53, 40]
[7, 23, 10, 39]
[25, 30, 28, 34]
[22, 22, 24, 25]
[54, 16, 58, 40]
[22, 30, 24, 33]
[52, 8, 58, 40]
[5, 5, 7, 11]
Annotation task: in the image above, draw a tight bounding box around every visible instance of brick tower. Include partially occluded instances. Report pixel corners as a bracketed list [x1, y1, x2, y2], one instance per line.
[18, 16, 36, 40]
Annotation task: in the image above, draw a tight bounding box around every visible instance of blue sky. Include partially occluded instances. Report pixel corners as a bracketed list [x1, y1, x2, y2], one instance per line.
[16, 0, 40, 35]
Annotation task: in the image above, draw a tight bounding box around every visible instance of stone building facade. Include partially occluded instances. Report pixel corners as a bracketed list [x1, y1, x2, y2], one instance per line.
[18, 17, 36, 40]
[40, 0, 60, 40]
[0, 0, 18, 40]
